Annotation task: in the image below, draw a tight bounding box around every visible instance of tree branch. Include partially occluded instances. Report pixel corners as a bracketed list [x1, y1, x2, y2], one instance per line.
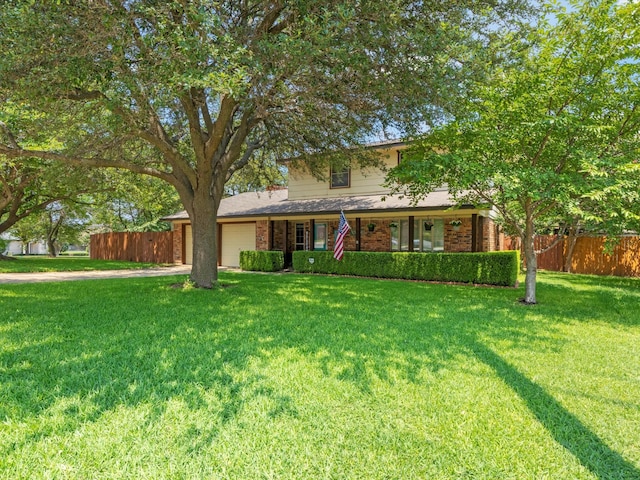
[0, 145, 175, 185]
[179, 88, 207, 163]
[220, 108, 257, 173]
[205, 94, 238, 161]
[0, 121, 19, 149]
[226, 138, 266, 181]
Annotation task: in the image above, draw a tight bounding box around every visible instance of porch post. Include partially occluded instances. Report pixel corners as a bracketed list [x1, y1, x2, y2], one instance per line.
[471, 214, 478, 252]
[310, 219, 315, 251]
[283, 220, 289, 256]
[476, 216, 485, 252]
[268, 220, 274, 250]
[408, 216, 415, 252]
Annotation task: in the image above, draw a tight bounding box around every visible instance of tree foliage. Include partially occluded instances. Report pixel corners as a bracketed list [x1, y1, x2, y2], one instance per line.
[387, 0, 640, 304]
[90, 170, 183, 232]
[0, 0, 530, 287]
[5, 170, 179, 257]
[24, 201, 92, 257]
[224, 153, 287, 197]
[0, 157, 97, 238]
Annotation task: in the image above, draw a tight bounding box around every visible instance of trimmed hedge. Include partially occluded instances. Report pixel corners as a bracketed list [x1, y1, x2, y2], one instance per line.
[293, 250, 520, 286]
[59, 251, 89, 257]
[240, 250, 284, 272]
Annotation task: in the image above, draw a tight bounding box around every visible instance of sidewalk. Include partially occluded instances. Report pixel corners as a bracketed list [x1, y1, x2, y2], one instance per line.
[0, 265, 193, 284]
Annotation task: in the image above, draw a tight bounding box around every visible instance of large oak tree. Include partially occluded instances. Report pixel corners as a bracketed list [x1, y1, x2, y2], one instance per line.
[0, 0, 528, 287]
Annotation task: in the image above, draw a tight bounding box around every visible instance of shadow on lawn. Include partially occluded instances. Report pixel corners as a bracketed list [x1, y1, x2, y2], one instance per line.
[470, 341, 640, 480]
[535, 272, 640, 327]
[0, 277, 288, 452]
[0, 272, 638, 477]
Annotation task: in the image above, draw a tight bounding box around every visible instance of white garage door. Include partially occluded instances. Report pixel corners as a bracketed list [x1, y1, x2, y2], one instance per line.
[184, 224, 193, 265]
[221, 223, 256, 267]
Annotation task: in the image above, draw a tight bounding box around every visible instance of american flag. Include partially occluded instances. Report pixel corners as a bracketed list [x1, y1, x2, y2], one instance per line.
[333, 210, 351, 261]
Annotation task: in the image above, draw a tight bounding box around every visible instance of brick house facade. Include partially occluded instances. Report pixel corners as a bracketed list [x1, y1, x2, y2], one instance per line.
[164, 141, 504, 267]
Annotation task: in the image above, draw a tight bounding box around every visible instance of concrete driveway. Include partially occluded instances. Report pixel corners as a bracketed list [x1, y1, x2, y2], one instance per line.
[0, 265, 194, 284]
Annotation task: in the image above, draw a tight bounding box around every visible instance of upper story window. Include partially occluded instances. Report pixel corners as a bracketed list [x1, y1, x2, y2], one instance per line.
[330, 167, 350, 189]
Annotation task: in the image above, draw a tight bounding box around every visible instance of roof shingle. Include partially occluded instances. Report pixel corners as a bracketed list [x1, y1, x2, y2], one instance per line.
[163, 188, 465, 221]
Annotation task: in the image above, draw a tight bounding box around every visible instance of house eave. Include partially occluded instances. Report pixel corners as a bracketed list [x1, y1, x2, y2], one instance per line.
[162, 189, 485, 223]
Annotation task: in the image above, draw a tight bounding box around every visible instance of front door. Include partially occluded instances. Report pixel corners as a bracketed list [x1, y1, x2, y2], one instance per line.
[314, 223, 327, 250]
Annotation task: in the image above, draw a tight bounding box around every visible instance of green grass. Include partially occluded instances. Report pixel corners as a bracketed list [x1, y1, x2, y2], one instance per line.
[0, 256, 165, 273]
[0, 271, 638, 479]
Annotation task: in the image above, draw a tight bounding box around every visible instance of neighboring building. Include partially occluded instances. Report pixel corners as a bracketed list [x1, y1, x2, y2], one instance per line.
[164, 141, 504, 267]
[0, 233, 48, 255]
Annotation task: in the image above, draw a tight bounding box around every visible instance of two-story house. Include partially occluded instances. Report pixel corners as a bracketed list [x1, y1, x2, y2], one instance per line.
[164, 141, 504, 267]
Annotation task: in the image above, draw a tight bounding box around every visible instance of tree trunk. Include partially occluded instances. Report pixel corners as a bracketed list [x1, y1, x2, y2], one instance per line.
[46, 212, 63, 258]
[46, 236, 57, 257]
[522, 208, 537, 304]
[188, 186, 221, 289]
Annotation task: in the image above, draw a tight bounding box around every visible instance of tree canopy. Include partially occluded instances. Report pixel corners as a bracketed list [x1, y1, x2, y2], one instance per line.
[0, 157, 99, 239]
[0, 0, 530, 287]
[387, 0, 640, 304]
[90, 170, 183, 232]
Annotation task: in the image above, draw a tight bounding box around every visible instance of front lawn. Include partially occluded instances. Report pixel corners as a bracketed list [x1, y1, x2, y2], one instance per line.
[0, 256, 166, 273]
[0, 272, 638, 479]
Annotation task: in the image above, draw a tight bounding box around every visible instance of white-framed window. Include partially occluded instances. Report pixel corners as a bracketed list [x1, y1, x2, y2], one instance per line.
[391, 218, 444, 252]
[295, 223, 305, 250]
[420, 219, 444, 252]
[330, 167, 350, 189]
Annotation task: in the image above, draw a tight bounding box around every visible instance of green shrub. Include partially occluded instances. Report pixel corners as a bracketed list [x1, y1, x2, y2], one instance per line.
[240, 250, 284, 272]
[293, 250, 520, 286]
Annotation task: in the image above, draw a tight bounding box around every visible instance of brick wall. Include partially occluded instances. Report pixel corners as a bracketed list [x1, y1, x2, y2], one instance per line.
[172, 223, 183, 263]
[324, 220, 355, 252]
[256, 220, 269, 250]
[272, 221, 285, 251]
[359, 220, 392, 252]
[242, 215, 499, 256]
[482, 217, 499, 252]
[444, 217, 473, 252]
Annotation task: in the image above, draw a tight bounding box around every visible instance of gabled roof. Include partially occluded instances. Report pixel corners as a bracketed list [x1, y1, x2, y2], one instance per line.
[163, 188, 469, 221]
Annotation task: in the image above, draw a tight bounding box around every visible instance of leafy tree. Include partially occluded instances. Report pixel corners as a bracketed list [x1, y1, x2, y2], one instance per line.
[9, 214, 42, 255]
[40, 202, 92, 256]
[8, 198, 94, 256]
[90, 170, 182, 232]
[0, 0, 530, 287]
[0, 157, 97, 249]
[7, 172, 176, 257]
[387, 0, 640, 304]
[0, 236, 8, 256]
[1, 103, 108, 256]
[224, 153, 287, 197]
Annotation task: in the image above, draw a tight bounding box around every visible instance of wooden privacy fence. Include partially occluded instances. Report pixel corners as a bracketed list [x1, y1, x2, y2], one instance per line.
[505, 235, 640, 277]
[90, 231, 174, 264]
